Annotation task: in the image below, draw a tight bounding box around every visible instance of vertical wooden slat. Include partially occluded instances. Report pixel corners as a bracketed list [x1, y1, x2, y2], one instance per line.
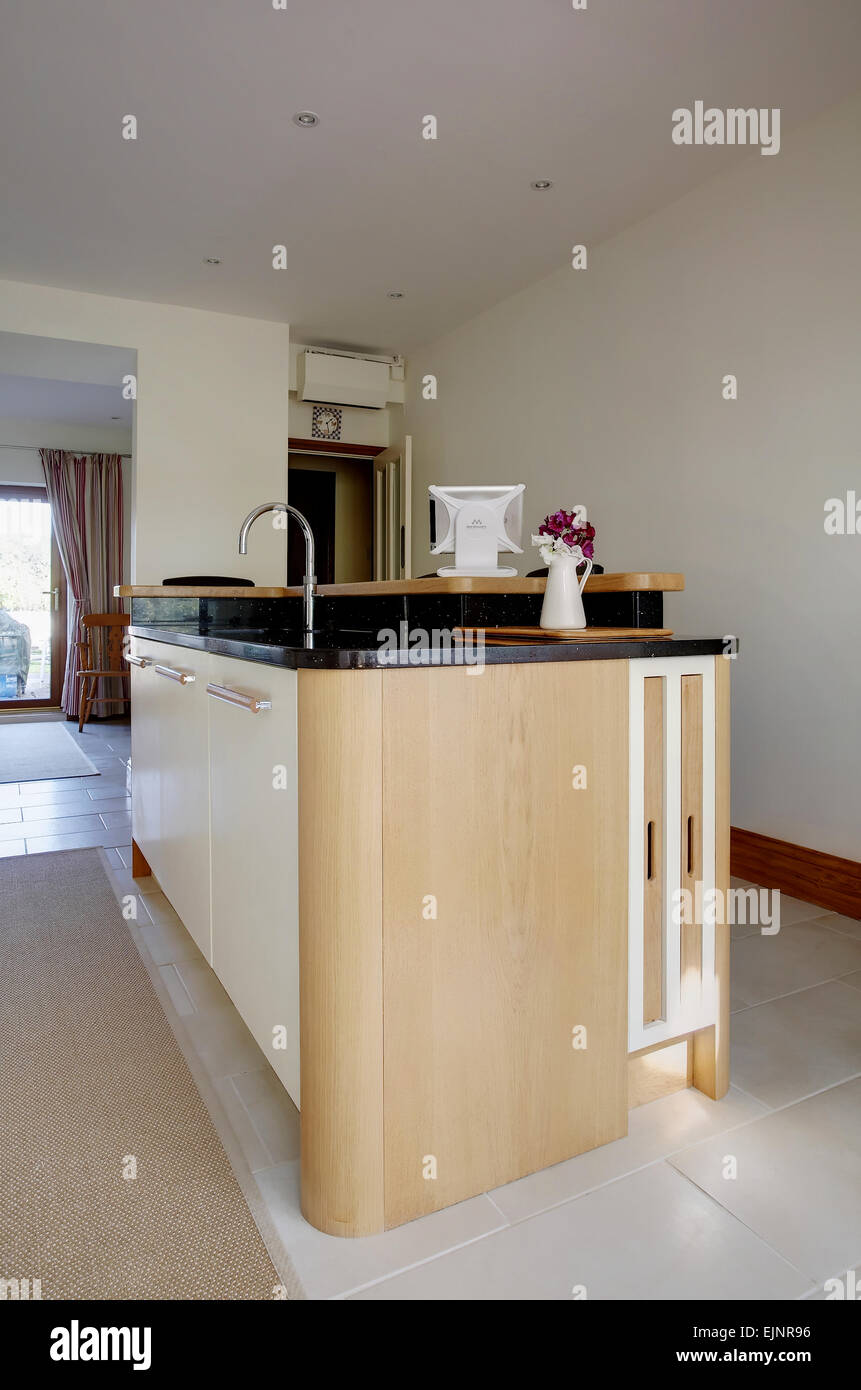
[680, 674, 703, 1013]
[693, 657, 731, 1099]
[643, 676, 664, 1022]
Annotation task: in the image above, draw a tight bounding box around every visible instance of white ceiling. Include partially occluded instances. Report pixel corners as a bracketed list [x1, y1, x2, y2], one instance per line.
[1, 0, 859, 353]
[0, 373, 133, 427]
[0, 334, 135, 431]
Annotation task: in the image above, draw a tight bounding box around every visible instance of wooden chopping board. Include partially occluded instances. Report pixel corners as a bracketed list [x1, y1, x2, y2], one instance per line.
[453, 625, 672, 643]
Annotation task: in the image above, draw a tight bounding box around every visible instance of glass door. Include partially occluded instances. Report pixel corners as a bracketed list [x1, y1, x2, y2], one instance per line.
[0, 484, 66, 709]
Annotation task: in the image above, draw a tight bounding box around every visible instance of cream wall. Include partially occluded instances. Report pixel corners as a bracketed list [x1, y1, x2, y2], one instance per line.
[0, 280, 291, 584]
[405, 94, 861, 861]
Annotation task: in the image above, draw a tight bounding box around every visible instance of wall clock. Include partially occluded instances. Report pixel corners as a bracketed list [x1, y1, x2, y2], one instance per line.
[311, 405, 342, 441]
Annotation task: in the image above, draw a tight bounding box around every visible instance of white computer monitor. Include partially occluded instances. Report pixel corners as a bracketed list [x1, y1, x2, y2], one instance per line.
[428, 484, 525, 577]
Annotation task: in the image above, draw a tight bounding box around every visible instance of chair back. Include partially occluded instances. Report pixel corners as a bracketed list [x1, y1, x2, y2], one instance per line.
[80, 612, 129, 671]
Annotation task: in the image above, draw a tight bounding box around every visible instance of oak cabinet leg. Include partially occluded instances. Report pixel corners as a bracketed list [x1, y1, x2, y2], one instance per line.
[131, 838, 152, 879]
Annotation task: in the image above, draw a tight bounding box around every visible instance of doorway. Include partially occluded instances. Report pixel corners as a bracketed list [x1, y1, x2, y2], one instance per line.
[0, 484, 66, 709]
[288, 447, 375, 584]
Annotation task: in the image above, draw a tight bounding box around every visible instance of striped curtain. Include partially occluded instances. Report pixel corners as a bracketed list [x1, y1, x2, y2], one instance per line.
[40, 451, 125, 718]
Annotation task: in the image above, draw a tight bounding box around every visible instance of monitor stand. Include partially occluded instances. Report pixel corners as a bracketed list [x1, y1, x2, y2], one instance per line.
[436, 564, 520, 578]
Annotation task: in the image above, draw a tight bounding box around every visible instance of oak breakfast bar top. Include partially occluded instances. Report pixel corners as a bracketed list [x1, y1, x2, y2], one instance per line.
[115, 572, 685, 599]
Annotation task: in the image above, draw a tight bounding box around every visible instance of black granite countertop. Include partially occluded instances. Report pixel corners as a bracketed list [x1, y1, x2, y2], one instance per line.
[129, 623, 729, 670]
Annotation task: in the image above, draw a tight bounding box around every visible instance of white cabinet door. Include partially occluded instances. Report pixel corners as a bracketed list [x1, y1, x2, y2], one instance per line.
[151, 648, 212, 961]
[129, 637, 166, 882]
[207, 654, 300, 1104]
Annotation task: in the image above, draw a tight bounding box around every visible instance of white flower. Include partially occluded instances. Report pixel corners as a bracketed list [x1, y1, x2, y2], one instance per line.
[532, 534, 585, 566]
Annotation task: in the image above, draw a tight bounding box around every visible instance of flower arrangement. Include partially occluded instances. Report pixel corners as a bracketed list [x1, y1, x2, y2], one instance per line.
[531, 507, 596, 568]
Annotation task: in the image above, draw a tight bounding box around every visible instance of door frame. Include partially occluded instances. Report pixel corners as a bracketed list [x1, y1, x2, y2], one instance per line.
[0, 483, 67, 709]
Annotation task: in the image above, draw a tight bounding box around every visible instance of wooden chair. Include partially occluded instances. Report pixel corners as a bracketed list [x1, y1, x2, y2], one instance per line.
[76, 612, 131, 731]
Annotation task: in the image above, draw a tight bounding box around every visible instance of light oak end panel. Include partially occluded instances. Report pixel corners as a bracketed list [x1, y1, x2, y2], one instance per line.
[692, 656, 731, 1099]
[298, 671, 385, 1237]
[381, 661, 629, 1229]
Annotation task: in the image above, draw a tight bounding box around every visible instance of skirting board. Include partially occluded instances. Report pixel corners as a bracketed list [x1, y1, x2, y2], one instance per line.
[731, 827, 861, 921]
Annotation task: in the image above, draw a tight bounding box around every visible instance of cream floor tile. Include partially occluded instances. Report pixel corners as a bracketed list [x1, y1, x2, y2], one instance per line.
[138, 889, 181, 926]
[5, 813, 103, 840]
[255, 1159, 507, 1301]
[350, 1163, 808, 1301]
[0, 807, 22, 825]
[731, 919, 861, 1006]
[85, 782, 131, 800]
[172, 957, 231, 1014]
[182, 1005, 268, 1079]
[490, 1085, 767, 1223]
[26, 829, 108, 854]
[0, 784, 22, 806]
[729, 981, 861, 1108]
[18, 786, 104, 806]
[772, 893, 831, 926]
[0, 839, 25, 857]
[227, 1068, 300, 1170]
[669, 1078, 861, 1283]
[138, 913, 202, 967]
[98, 828, 133, 849]
[157, 963, 196, 1017]
[20, 796, 97, 819]
[817, 912, 861, 942]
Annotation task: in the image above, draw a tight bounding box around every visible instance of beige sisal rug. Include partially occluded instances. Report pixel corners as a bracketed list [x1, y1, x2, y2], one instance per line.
[0, 849, 300, 1300]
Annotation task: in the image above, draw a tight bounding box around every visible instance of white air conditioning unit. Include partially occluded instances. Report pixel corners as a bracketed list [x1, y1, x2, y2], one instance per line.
[298, 350, 390, 410]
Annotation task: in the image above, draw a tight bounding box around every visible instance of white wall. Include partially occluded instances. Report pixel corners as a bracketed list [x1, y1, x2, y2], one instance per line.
[405, 94, 861, 861]
[0, 281, 291, 585]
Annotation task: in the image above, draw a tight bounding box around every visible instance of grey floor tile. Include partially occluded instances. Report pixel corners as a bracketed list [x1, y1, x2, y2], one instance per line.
[729, 980, 861, 1107]
[0, 839, 26, 857]
[840, 971, 861, 993]
[669, 1078, 861, 1283]
[0, 807, 22, 825]
[98, 809, 132, 829]
[255, 1159, 507, 1301]
[350, 1163, 808, 1301]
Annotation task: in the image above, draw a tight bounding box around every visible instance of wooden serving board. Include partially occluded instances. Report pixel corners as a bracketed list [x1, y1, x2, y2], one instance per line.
[454, 625, 672, 643]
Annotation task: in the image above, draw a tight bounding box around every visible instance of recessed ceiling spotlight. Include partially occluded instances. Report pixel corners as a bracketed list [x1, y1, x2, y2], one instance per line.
[387, 291, 405, 299]
[293, 111, 320, 127]
[203, 257, 222, 265]
[531, 179, 554, 190]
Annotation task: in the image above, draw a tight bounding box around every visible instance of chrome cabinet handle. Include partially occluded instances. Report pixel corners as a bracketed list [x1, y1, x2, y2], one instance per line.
[154, 663, 195, 685]
[206, 681, 272, 714]
[125, 654, 151, 668]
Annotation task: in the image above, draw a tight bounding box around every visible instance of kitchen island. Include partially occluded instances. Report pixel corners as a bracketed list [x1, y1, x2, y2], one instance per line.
[122, 577, 730, 1237]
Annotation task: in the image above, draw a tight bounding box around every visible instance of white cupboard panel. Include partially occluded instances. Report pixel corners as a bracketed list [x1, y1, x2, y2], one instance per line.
[208, 654, 300, 1105]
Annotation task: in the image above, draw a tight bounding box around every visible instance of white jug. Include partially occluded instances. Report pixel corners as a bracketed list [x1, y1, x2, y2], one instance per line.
[539, 554, 593, 630]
